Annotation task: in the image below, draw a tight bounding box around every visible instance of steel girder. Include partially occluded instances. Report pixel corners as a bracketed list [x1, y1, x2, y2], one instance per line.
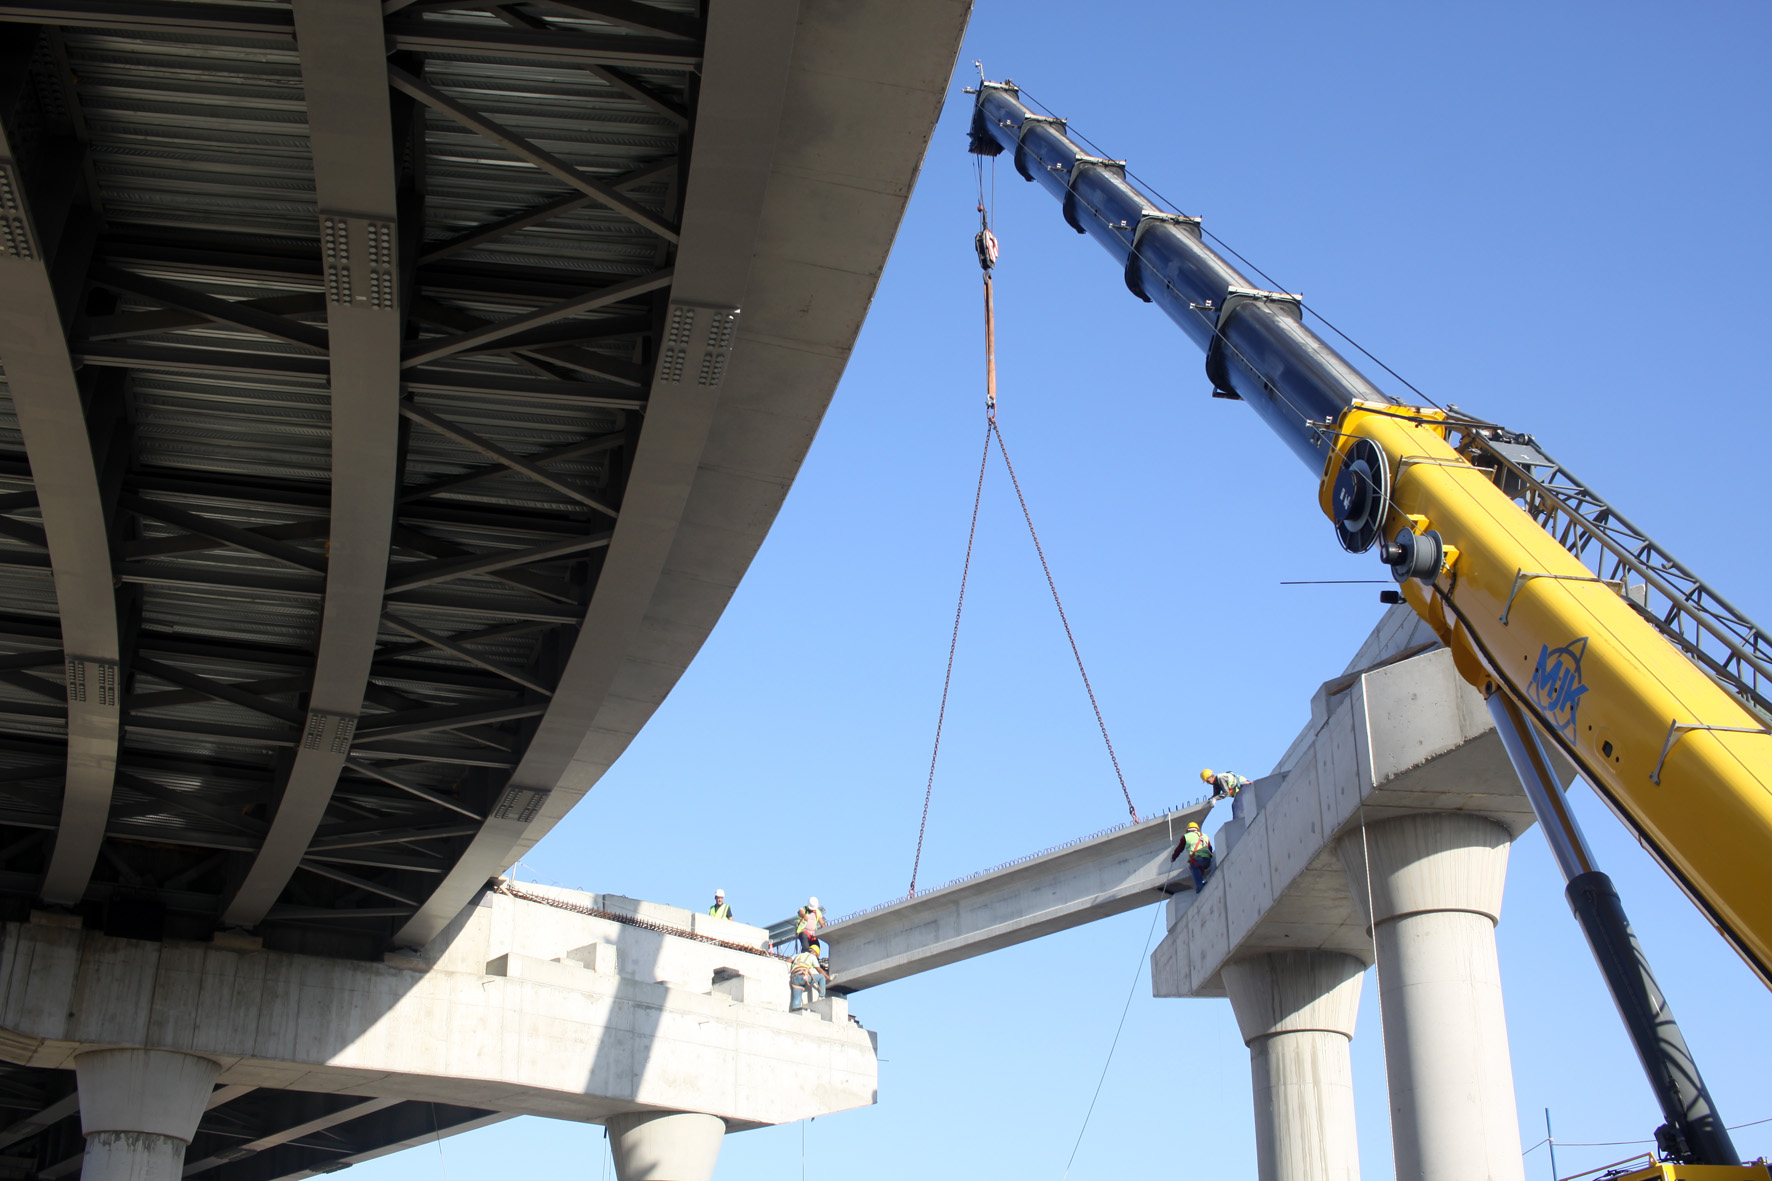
[0, 0, 697, 954]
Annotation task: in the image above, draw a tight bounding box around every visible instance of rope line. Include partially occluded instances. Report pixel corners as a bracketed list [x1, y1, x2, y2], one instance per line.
[991, 416, 1140, 824]
[1060, 898, 1164, 1180]
[907, 422, 993, 899]
[1526, 1114, 1772, 1151]
[495, 880, 787, 960]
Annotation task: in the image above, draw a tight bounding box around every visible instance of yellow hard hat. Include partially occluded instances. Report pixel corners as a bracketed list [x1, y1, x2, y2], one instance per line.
[1200, 768, 1215, 783]
[1187, 821, 1200, 830]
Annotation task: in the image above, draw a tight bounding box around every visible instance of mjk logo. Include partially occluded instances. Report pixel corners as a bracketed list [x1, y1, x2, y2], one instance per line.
[1527, 637, 1589, 738]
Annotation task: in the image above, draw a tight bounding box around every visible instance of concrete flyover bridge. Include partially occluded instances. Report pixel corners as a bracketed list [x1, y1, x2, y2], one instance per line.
[0, 0, 972, 1177]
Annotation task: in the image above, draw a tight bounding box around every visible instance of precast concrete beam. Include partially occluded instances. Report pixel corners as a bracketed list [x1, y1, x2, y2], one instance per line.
[822, 802, 1212, 991]
[608, 1111, 724, 1181]
[1222, 951, 1364, 1181]
[1338, 813, 1525, 1181]
[75, 1047, 220, 1180]
[223, 0, 403, 927]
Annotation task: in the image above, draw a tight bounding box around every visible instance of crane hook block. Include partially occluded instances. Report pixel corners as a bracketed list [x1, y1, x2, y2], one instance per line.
[975, 228, 999, 272]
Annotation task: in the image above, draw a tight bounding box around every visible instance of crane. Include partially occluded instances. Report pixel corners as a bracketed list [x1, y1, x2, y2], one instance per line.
[967, 79, 1772, 1178]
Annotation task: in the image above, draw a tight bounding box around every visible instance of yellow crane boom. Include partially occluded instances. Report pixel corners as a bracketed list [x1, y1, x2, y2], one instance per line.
[1327, 404, 1772, 983]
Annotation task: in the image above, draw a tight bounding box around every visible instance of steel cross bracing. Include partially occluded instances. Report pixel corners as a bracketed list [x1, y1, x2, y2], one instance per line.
[0, 1059, 507, 1181]
[0, 0, 699, 957]
[1450, 425, 1772, 722]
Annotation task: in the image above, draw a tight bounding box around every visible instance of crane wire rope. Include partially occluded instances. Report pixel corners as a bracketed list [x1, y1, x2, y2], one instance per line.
[991, 416, 1140, 827]
[907, 149, 1139, 897]
[907, 421, 992, 900]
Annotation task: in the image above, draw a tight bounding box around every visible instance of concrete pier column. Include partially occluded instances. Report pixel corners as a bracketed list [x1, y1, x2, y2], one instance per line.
[74, 1048, 221, 1181]
[1222, 951, 1365, 1181]
[1338, 813, 1525, 1181]
[607, 1111, 725, 1181]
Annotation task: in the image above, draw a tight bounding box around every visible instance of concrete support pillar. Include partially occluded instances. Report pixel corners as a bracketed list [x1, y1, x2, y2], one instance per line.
[74, 1048, 221, 1181]
[1222, 951, 1365, 1181]
[607, 1111, 725, 1181]
[1338, 813, 1525, 1181]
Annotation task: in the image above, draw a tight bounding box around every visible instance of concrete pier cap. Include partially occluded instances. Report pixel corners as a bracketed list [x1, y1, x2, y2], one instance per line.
[0, 886, 877, 1145]
[1337, 812, 1511, 929]
[75, 1048, 222, 1181]
[608, 1111, 727, 1181]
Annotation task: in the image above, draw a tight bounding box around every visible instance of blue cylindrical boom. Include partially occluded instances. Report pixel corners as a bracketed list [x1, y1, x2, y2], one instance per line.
[970, 83, 1394, 470]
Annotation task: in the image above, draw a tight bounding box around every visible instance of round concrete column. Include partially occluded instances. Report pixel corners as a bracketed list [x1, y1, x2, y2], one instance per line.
[1338, 813, 1524, 1181]
[75, 1048, 221, 1181]
[607, 1111, 725, 1181]
[1222, 951, 1365, 1181]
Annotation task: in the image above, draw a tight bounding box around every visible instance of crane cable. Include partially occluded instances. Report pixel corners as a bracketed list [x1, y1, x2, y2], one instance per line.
[907, 179, 1138, 899]
[906, 421, 990, 901]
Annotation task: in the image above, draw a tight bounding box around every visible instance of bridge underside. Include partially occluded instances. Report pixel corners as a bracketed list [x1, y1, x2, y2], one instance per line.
[0, 1059, 506, 1181]
[0, 0, 971, 1174]
[0, 0, 969, 961]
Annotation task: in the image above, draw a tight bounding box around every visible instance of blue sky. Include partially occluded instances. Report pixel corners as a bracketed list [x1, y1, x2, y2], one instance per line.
[356, 3, 1772, 1178]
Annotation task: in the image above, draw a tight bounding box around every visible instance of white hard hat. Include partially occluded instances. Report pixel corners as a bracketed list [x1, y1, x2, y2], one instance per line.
[714, 888, 725, 897]
[808, 896, 820, 908]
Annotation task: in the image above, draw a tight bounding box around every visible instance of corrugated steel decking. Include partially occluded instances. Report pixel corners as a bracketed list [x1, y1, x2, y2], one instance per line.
[0, 0, 699, 955]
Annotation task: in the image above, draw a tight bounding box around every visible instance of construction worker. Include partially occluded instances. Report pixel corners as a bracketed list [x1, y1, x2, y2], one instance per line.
[1202, 768, 1251, 802]
[1168, 821, 1214, 893]
[708, 889, 732, 920]
[789, 939, 830, 1011]
[795, 897, 827, 952]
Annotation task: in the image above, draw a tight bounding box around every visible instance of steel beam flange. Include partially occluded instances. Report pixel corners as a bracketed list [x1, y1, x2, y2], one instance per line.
[653, 303, 739, 392]
[221, 0, 402, 928]
[0, 78, 121, 906]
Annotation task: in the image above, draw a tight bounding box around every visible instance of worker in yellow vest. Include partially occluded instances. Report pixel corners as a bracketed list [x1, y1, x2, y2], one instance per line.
[790, 938, 830, 1011]
[1168, 821, 1214, 893]
[708, 888, 732, 920]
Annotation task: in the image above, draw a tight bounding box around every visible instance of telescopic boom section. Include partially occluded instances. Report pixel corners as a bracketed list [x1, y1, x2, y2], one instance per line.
[969, 82, 1396, 469]
[968, 83, 1772, 994]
